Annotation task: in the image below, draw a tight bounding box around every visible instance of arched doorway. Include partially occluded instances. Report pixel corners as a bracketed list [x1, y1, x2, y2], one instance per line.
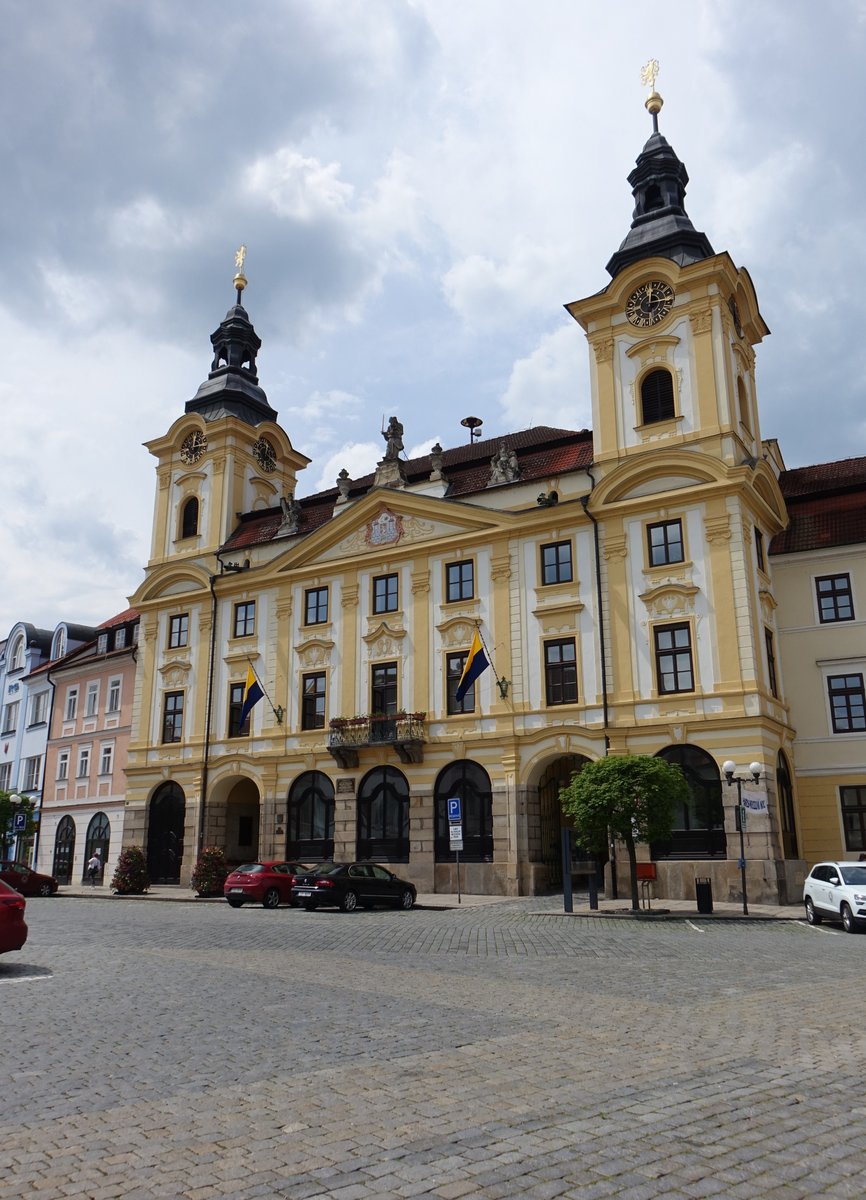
[433, 760, 493, 863]
[83, 812, 110, 883]
[224, 779, 260, 866]
[357, 766, 409, 862]
[148, 782, 185, 883]
[52, 815, 76, 884]
[287, 771, 334, 861]
[652, 745, 725, 858]
[536, 755, 592, 887]
[777, 751, 799, 859]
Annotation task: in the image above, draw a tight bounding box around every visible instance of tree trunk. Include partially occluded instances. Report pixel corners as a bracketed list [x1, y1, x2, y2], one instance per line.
[624, 831, 640, 911]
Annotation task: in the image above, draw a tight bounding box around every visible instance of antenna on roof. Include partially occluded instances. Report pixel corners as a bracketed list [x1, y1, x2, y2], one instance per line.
[461, 416, 483, 443]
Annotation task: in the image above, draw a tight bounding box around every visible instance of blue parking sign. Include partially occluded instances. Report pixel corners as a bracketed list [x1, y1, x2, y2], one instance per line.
[447, 797, 462, 822]
[13, 811, 27, 832]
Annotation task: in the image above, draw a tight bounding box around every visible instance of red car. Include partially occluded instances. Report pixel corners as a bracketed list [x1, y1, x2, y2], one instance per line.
[0, 879, 28, 954]
[223, 861, 310, 909]
[0, 860, 59, 897]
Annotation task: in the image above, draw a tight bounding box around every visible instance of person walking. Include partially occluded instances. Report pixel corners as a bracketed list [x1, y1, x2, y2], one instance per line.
[86, 850, 102, 887]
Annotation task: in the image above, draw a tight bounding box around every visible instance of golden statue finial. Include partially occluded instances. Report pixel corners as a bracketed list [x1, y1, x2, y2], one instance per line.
[640, 58, 663, 127]
[233, 244, 247, 297]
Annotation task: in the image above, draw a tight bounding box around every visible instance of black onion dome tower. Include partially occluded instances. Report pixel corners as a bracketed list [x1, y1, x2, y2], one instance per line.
[606, 80, 714, 278]
[185, 262, 278, 425]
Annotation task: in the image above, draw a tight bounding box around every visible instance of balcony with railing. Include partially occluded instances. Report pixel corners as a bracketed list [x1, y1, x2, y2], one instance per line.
[327, 712, 427, 768]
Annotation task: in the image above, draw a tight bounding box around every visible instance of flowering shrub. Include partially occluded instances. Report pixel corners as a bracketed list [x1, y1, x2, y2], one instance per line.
[191, 846, 228, 897]
[111, 846, 150, 895]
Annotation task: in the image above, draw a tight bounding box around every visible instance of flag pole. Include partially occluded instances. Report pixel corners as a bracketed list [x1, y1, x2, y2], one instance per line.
[474, 622, 511, 700]
[245, 658, 284, 724]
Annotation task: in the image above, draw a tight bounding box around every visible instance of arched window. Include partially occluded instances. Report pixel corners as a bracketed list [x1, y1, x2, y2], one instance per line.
[287, 771, 334, 862]
[651, 744, 725, 859]
[52, 626, 67, 660]
[640, 369, 675, 425]
[357, 766, 410, 862]
[434, 760, 493, 862]
[52, 815, 76, 884]
[83, 812, 111, 883]
[10, 636, 25, 672]
[180, 497, 199, 539]
[777, 751, 798, 859]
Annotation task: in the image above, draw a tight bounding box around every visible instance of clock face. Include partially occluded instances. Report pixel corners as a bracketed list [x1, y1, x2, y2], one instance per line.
[625, 280, 675, 328]
[180, 430, 207, 465]
[252, 436, 276, 473]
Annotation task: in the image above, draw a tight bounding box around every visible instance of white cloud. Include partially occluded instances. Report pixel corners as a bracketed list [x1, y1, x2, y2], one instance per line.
[308, 441, 382, 494]
[500, 325, 590, 433]
[245, 150, 354, 221]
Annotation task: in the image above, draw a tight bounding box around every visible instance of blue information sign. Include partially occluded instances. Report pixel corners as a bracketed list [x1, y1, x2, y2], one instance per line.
[13, 811, 27, 832]
[447, 797, 462, 822]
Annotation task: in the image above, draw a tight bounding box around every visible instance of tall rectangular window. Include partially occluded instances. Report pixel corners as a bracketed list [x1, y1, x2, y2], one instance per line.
[57, 751, 69, 781]
[85, 682, 99, 717]
[99, 744, 114, 776]
[373, 573, 399, 614]
[540, 541, 573, 585]
[0, 763, 10, 791]
[233, 601, 255, 638]
[816, 574, 854, 623]
[162, 692, 184, 743]
[446, 561, 474, 602]
[76, 748, 90, 778]
[841, 786, 866, 853]
[227, 683, 249, 738]
[107, 678, 121, 713]
[654, 623, 694, 694]
[65, 688, 78, 721]
[371, 662, 398, 715]
[29, 692, 49, 726]
[301, 672, 326, 730]
[765, 628, 778, 698]
[828, 674, 866, 733]
[446, 652, 475, 714]
[304, 587, 329, 625]
[115, 628, 127, 650]
[2, 701, 19, 734]
[168, 614, 189, 649]
[754, 527, 765, 572]
[544, 639, 578, 705]
[24, 756, 42, 790]
[647, 520, 684, 567]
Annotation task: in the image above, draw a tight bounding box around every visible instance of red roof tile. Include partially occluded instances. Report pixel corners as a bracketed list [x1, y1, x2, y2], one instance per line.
[779, 457, 866, 499]
[771, 489, 866, 554]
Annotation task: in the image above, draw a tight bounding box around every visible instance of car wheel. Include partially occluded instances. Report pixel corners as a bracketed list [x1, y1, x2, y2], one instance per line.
[226, 897, 244, 909]
[340, 889, 358, 913]
[841, 903, 859, 933]
[399, 888, 415, 910]
[804, 897, 822, 925]
[38, 882, 54, 897]
[262, 888, 281, 909]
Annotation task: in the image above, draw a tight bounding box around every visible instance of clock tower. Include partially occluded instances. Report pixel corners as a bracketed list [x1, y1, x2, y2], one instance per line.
[143, 256, 309, 567]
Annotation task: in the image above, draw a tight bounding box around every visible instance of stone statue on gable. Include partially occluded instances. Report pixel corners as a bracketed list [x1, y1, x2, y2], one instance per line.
[489, 442, 520, 485]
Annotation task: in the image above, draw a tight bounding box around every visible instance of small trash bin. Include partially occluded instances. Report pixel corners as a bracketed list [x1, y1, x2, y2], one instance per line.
[695, 877, 713, 914]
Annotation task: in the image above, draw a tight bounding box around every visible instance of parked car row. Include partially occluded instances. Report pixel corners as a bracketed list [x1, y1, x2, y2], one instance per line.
[0, 860, 59, 897]
[223, 860, 416, 912]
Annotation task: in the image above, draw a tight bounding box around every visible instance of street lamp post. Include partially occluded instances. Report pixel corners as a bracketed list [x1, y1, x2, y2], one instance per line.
[722, 761, 762, 916]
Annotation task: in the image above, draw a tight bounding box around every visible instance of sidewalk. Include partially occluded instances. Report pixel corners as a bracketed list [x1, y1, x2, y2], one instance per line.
[55, 883, 805, 919]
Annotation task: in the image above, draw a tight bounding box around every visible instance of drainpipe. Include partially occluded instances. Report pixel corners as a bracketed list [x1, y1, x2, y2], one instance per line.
[581, 469, 616, 897]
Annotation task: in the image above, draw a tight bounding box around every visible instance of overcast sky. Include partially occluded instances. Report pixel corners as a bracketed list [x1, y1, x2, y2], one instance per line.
[3, 0, 864, 636]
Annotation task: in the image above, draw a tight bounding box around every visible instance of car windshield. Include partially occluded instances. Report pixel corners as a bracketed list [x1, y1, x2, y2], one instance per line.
[306, 862, 344, 876]
[840, 866, 866, 886]
[235, 864, 265, 874]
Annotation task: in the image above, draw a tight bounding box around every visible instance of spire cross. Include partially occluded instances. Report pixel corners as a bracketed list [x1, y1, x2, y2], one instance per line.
[233, 244, 248, 302]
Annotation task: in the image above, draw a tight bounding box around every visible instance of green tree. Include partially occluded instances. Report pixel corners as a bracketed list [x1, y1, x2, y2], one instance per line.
[559, 755, 687, 911]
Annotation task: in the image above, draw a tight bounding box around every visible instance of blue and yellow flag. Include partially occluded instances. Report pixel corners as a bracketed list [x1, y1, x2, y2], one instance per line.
[455, 630, 489, 703]
[239, 665, 264, 727]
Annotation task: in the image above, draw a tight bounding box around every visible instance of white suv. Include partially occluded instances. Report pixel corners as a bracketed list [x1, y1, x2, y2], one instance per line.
[803, 861, 866, 933]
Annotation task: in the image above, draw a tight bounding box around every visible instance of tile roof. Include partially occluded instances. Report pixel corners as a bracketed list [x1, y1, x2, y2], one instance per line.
[772, 456, 866, 554]
[222, 425, 593, 554]
[98, 607, 139, 628]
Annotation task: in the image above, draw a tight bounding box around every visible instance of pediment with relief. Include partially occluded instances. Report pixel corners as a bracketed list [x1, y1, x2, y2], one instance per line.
[435, 616, 478, 648]
[295, 637, 335, 668]
[315, 508, 497, 564]
[362, 622, 407, 658]
[159, 657, 192, 687]
[639, 582, 699, 618]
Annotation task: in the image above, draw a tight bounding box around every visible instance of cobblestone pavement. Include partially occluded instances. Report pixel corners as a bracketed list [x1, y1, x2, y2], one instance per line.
[2, 895, 865, 1199]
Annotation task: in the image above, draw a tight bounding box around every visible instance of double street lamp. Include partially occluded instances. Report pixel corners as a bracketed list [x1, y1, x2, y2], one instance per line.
[722, 760, 762, 915]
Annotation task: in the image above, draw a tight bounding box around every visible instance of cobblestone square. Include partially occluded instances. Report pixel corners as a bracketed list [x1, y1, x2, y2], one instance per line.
[2, 897, 865, 1199]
